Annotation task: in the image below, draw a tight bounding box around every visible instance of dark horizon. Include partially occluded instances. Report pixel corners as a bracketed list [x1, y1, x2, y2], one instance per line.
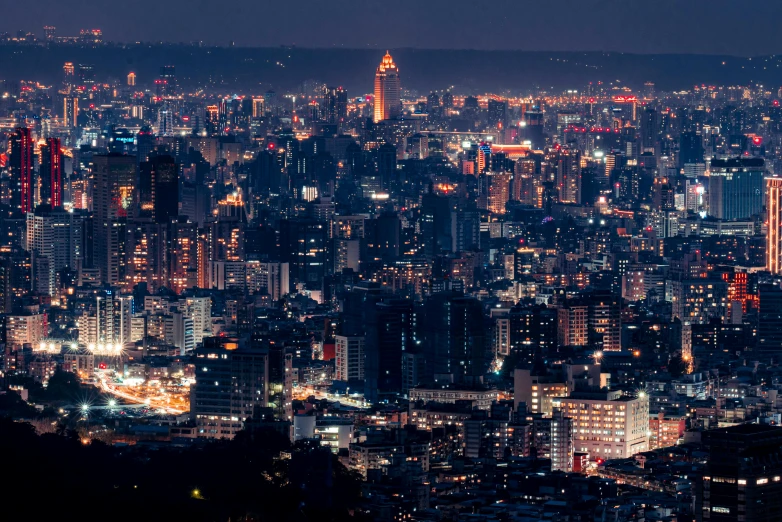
[4, 0, 782, 57]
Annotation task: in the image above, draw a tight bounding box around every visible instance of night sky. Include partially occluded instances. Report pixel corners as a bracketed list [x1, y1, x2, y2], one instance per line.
[3, 0, 781, 56]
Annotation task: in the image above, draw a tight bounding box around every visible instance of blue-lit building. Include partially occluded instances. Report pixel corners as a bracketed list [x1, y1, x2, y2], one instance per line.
[708, 157, 764, 220]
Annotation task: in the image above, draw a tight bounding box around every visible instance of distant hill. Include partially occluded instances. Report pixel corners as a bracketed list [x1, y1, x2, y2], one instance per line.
[1, 44, 779, 95]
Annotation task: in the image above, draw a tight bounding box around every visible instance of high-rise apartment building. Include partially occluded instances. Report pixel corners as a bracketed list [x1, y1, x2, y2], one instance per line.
[373, 52, 401, 123]
[335, 335, 365, 383]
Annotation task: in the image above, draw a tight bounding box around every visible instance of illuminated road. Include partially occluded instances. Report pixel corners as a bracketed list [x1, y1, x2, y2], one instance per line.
[294, 385, 366, 408]
[95, 372, 188, 415]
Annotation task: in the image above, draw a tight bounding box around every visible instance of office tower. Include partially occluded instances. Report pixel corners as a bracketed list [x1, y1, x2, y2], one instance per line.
[679, 131, 704, 168]
[156, 105, 174, 136]
[279, 218, 328, 286]
[487, 99, 507, 129]
[135, 126, 155, 166]
[555, 390, 649, 459]
[421, 193, 454, 257]
[192, 337, 269, 439]
[157, 65, 177, 96]
[476, 142, 491, 174]
[24, 206, 84, 296]
[708, 158, 764, 219]
[767, 177, 782, 274]
[364, 299, 415, 401]
[251, 97, 265, 118]
[10, 127, 33, 215]
[758, 284, 782, 358]
[373, 51, 401, 122]
[63, 96, 78, 129]
[555, 149, 581, 204]
[93, 154, 137, 284]
[422, 291, 487, 387]
[640, 107, 659, 153]
[39, 138, 62, 208]
[335, 335, 365, 383]
[323, 86, 348, 125]
[127, 72, 136, 86]
[697, 425, 782, 522]
[43, 26, 56, 40]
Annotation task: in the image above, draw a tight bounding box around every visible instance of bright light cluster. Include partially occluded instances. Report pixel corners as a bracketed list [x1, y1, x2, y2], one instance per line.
[87, 343, 124, 354]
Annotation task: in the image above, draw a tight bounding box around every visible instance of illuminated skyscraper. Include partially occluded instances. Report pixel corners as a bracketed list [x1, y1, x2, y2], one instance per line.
[63, 96, 78, 128]
[40, 138, 63, 208]
[93, 154, 137, 284]
[127, 72, 136, 86]
[373, 52, 401, 123]
[767, 177, 782, 274]
[10, 127, 34, 215]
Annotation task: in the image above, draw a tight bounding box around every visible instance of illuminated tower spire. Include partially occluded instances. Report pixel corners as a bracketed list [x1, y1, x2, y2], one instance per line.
[373, 51, 401, 123]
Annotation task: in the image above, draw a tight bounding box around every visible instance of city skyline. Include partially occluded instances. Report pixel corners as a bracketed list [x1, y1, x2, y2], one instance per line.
[4, 8, 782, 522]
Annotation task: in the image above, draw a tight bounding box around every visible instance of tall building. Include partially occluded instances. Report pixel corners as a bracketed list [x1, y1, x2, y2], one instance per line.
[364, 299, 415, 401]
[421, 292, 487, 387]
[373, 52, 401, 123]
[140, 155, 179, 224]
[487, 99, 507, 129]
[335, 335, 364, 383]
[279, 218, 328, 287]
[708, 158, 764, 220]
[92, 154, 137, 284]
[10, 127, 34, 215]
[556, 149, 581, 204]
[191, 337, 269, 439]
[757, 284, 782, 359]
[697, 425, 782, 522]
[767, 177, 782, 274]
[323, 86, 348, 125]
[487, 172, 512, 214]
[39, 138, 63, 208]
[24, 206, 84, 295]
[63, 96, 78, 128]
